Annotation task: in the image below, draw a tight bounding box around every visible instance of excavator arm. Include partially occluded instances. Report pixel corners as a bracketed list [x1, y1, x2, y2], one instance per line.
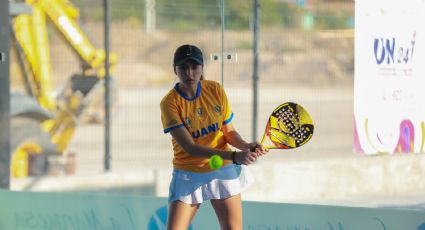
[13, 0, 116, 109]
[10, 0, 117, 177]
[36, 0, 116, 75]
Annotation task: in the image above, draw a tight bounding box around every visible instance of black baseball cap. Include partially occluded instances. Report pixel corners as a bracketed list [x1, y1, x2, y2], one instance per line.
[173, 44, 204, 66]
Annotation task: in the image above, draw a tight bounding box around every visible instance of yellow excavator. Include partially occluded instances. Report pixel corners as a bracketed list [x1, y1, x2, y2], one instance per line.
[9, 0, 117, 178]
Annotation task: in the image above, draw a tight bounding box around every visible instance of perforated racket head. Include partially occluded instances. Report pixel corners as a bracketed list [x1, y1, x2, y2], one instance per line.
[264, 102, 314, 149]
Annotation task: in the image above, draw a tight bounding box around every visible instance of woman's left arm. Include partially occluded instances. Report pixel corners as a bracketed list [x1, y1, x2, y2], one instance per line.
[221, 122, 249, 150]
[222, 122, 267, 155]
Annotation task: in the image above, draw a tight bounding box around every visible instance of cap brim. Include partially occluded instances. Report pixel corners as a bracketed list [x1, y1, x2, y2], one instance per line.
[175, 57, 203, 66]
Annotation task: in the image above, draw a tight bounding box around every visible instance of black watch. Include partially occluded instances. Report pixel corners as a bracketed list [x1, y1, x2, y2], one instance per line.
[232, 151, 240, 165]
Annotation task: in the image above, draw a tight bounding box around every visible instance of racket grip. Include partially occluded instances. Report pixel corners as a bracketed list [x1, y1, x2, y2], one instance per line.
[250, 133, 267, 152]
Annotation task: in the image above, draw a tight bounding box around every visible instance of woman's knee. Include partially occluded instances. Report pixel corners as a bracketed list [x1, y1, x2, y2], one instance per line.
[211, 195, 243, 230]
[167, 201, 200, 230]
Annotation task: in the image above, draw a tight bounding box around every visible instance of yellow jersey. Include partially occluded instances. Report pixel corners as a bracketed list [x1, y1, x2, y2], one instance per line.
[160, 80, 233, 172]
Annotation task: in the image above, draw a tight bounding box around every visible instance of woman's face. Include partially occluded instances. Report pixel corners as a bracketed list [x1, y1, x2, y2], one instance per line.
[174, 60, 203, 88]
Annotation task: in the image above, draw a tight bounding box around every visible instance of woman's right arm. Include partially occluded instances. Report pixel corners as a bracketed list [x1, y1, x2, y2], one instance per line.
[170, 127, 258, 165]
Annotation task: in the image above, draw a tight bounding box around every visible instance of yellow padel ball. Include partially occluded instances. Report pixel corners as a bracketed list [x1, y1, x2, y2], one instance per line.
[209, 155, 223, 170]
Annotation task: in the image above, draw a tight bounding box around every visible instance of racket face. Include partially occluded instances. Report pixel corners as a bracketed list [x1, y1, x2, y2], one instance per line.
[266, 102, 314, 149]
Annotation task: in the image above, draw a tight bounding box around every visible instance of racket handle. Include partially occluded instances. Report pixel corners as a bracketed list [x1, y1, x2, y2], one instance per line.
[250, 133, 269, 151]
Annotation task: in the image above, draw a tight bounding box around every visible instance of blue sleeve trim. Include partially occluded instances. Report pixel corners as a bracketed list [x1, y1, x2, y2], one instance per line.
[164, 124, 185, 133]
[223, 112, 234, 125]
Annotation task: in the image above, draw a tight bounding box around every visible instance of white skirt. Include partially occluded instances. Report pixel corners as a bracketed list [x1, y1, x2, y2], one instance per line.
[168, 163, 254, 204]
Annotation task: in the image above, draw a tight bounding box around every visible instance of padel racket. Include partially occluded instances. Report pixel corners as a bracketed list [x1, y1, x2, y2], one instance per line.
[260, 102, 314, 149]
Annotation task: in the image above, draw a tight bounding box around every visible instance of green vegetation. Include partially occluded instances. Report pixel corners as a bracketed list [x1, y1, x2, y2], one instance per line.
[77, 0, 353, 30]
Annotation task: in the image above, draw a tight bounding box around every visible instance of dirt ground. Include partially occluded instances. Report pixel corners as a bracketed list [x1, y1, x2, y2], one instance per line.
[112, 26, 354, 88]
[27, 24, 354, 89]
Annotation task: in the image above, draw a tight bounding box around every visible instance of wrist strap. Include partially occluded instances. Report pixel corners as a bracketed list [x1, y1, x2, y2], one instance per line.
[232, 151, 240, 165]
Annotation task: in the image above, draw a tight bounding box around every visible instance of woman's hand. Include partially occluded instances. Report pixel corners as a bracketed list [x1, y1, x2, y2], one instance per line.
[233, 150, 258, 165]
[244, 141, 268, 157]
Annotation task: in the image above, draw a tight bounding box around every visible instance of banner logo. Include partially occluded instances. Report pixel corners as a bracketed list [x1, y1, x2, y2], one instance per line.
[373, 31, 416, 76]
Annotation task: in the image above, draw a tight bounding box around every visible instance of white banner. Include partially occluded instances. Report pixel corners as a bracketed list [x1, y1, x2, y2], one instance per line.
[354, 0, 425, 154]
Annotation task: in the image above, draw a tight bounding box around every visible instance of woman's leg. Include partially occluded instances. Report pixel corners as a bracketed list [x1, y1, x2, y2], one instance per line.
[210, 194, 243, 230]
[167, 200, 200, 230]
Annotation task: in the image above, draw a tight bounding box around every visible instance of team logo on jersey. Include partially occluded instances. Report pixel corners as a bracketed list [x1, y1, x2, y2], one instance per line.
[214, 105, 221, 113]
[196, 108, 204, 116]
[184, 117, 192, 128]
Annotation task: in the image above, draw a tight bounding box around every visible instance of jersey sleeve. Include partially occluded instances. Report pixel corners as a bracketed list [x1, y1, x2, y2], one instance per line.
[160, 98, 184, 133]
[220, 85, 234, 125]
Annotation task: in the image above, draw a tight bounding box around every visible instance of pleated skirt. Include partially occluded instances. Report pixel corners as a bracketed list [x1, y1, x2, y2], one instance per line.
[168, 163, 254, 204]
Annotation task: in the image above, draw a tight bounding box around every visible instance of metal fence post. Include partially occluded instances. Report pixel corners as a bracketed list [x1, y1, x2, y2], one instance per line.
[252, 0, 260, 142]
[0, 0, 11, 189]
[104, 0, 111, 172]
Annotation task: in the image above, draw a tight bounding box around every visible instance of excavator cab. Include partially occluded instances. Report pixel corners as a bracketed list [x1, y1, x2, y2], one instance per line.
[9, 0, 117, 178]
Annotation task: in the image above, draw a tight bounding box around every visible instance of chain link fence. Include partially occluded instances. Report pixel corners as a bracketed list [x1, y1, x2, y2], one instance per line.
[9, 0, 354, 197]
